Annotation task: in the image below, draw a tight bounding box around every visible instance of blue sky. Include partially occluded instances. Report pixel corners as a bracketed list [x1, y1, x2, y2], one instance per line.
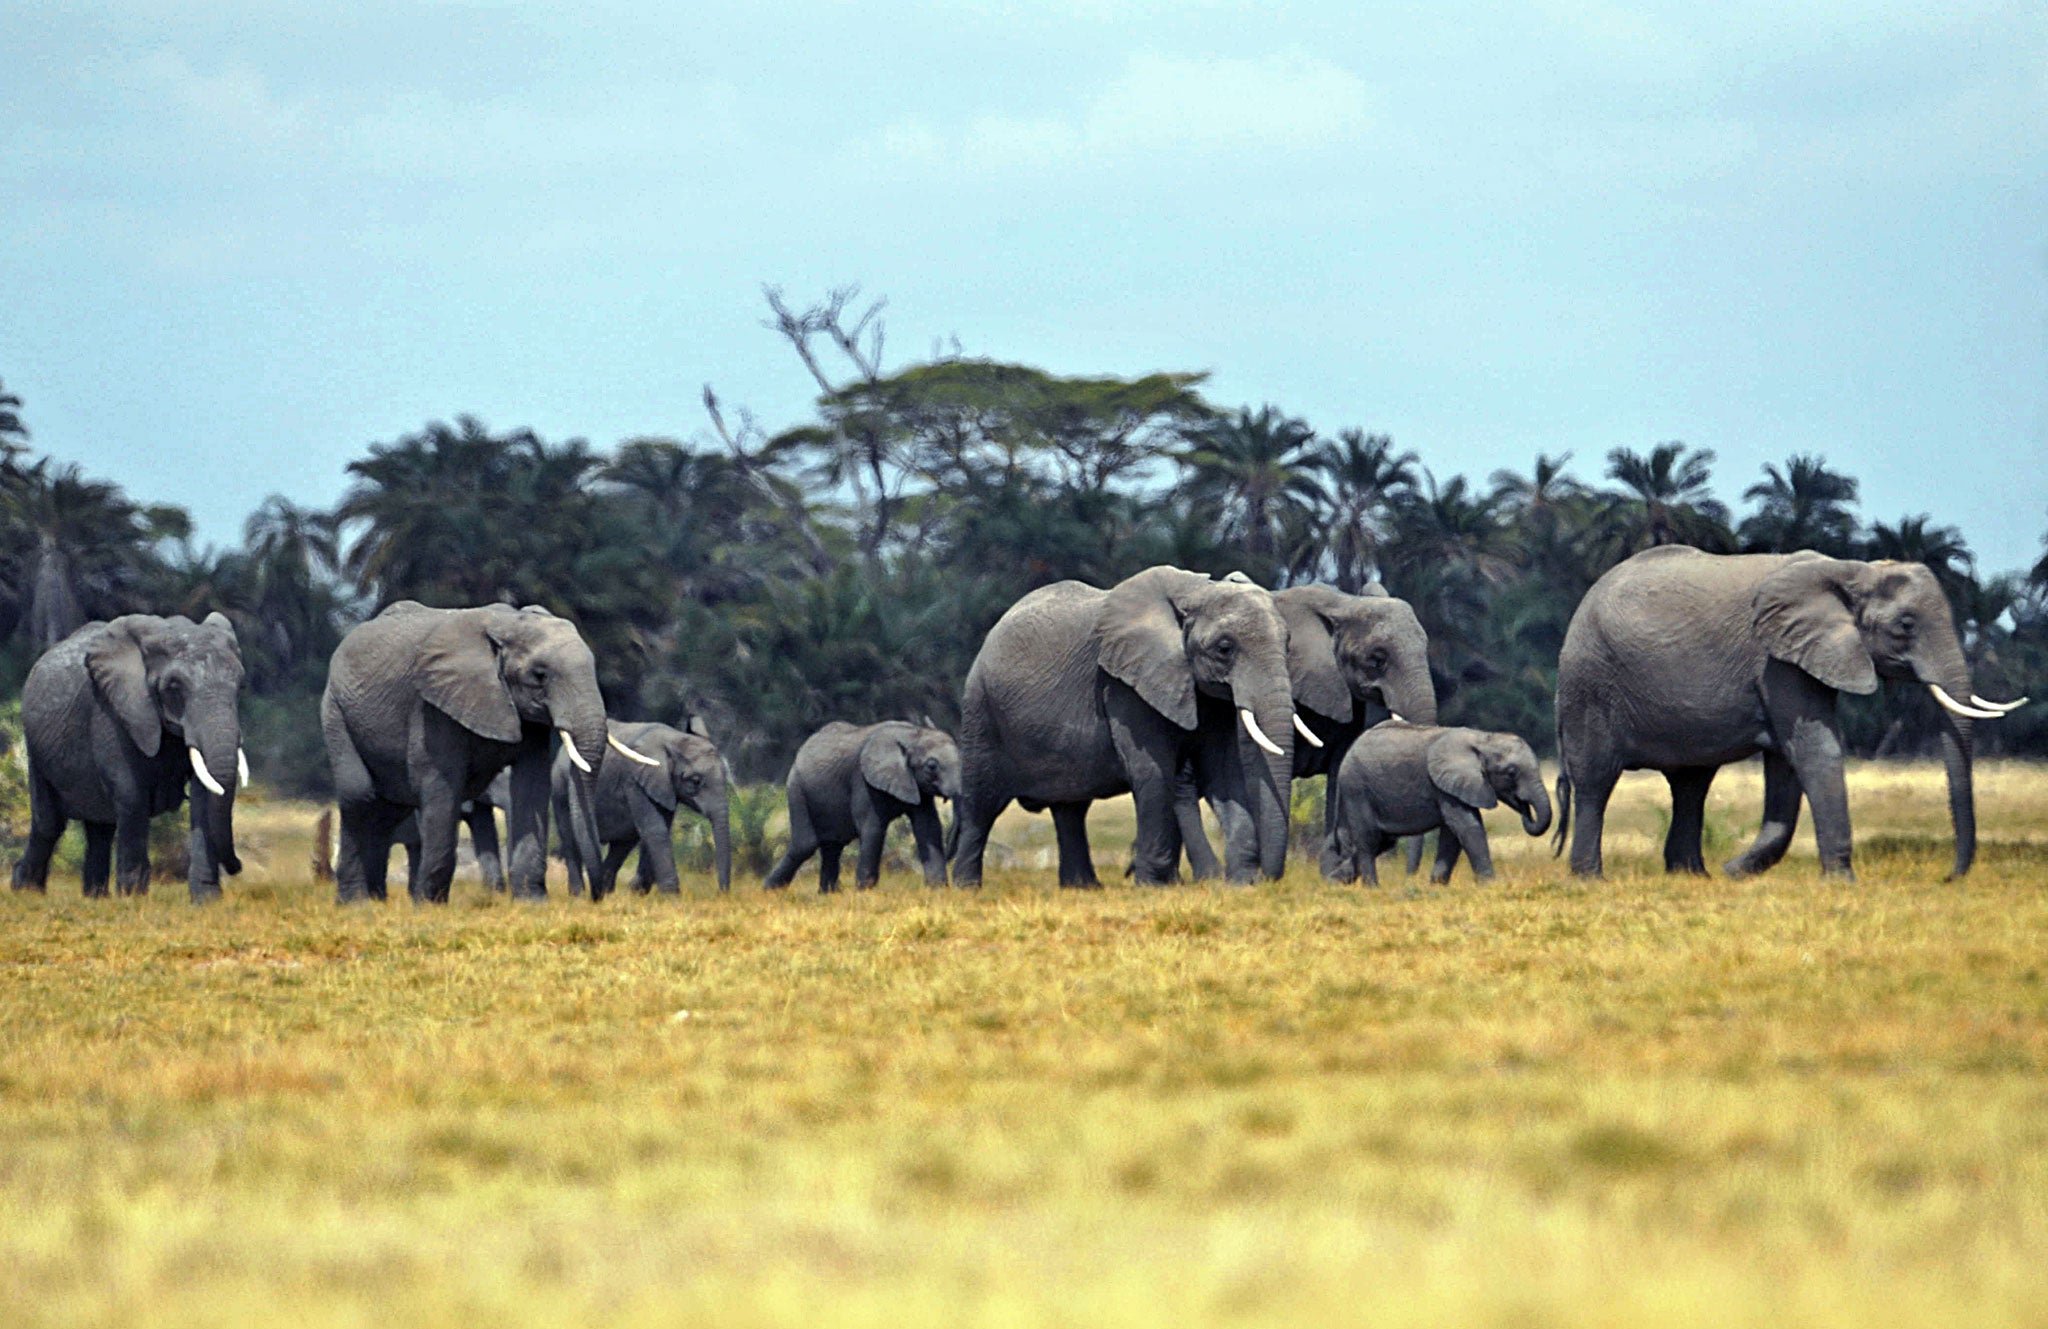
[4, 1, 2044, 569]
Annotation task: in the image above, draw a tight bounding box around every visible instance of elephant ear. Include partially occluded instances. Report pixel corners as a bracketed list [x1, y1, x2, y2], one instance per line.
[1752, 557, 1878, 695]
[1426, 732, 1497, 810]
[85, 617, 163, 757]
[621, 730, 678, 813]
[416, 611, 522, 742]
[685, 714, 712, 739]
[1276, 586, 1355, 722]
[860, 732, 921, 804]
[1097, 566, 1205, 730]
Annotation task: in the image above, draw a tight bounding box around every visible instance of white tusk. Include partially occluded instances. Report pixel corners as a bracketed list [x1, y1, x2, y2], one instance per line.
[609, 733, 662, 766]
[237, 747, 250, 788]
[1389, 713, 1406, 724]
[188, 746, 227, 796]
[560, 729, 594, 773]
[1970, 694, 2029, 713]
[1928, 685, 2003, 721]
[1240, 708, 1285, 756]
[1292, 714, 1324, 748]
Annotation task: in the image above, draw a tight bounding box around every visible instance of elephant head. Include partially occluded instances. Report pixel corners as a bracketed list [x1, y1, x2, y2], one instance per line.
[1274, 583, 1437, 736]
[86, 612, 247, 875]
[1099, 567, 1295, 878]
[417, 604, 619, 878]
[1752, 555, 2025, 878]
[863, 722, 963, 805]
[615, 717, 732, 892]
[1427, 729, 1552, 836]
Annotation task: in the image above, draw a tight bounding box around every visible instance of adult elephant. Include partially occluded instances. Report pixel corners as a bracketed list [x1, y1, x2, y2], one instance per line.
[1555, 547, 2026, 879]
[1180, 582, 1437, 880]
[951, 566, 1295, 887]
[12, 613, 246, 901]
[321, 601, 647, 903]
[555, 718, 733, 899]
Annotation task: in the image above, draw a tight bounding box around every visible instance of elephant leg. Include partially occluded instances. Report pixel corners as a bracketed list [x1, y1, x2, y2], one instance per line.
[764, 788, 818, 890]
[948, 782, 1008, 889]
[594, 841, 634, 901]
[1051, 802, 1100, 889]
[392, 814, 423, 900]
[1440, 804, 1494, 882]
[1564, 755, 1621, 879]
[12, 768, 68, 893]
[851, 790, 888, 890]
[1402, 834, 1427, 877]
[187, 793, 223, 904]
[408, 788, 461, 905]
[1726, 750, 1804, 877]
[561, 823, 588, 898]
[908, 801, 948, 887]
[817, 842, 843, 894]
[113, 808, 151, 897]
[1429, 823, 1461, 883]
[466, 802, 505, 892]
[1663, 767, 1716, 875]
[626, 793, 678, 895]
[1174, 760, 1222, 881]
[1763, 667, 1851, 877]
[1354, 829, 1386, 886]
[634, 852, 656, 894]
[80, 821, 114, 898]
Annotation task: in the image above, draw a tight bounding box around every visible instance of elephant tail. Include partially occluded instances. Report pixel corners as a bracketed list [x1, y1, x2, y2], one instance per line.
[1551, 769, 1572, 859]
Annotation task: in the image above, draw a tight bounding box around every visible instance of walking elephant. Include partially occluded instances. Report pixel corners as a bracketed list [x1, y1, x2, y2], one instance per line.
[1327, 722, 1550, 885]
[1555, 547, 2027, 879]
[1178, 582, 1437, 880]
[764, 719, 959, 892]
[321, 600, 650, 903]
[11, 613, 246, 902]
[951, 566, 1296, 888]
[556, 718, 733, 899]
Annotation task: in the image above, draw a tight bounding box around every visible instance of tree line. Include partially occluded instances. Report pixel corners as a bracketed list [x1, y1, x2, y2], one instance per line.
[4, 287, 2044, 793]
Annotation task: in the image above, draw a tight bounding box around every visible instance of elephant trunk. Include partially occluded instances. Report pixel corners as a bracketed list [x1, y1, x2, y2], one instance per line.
[703, 793, 733, 892]
[1516, 781, 1553, 838]
[189, 708, 242, 875]
[1380, 658, 1438, 725]
[547, 680, 611, 883]
[1915, 631, 1978, 879]
[1232, 671, 1295, 880]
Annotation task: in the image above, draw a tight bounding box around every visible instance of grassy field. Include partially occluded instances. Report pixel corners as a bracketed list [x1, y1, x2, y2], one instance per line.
[3, 760, 2047, 1327]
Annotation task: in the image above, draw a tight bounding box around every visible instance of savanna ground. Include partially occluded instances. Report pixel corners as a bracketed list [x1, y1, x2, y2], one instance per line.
[4, 761, 2047, 1327]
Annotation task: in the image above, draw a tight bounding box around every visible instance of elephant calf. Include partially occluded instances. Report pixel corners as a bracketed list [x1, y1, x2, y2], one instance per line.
[1329, 723, 1552, 885]
[554, 719, 733, 900]
[765, 720, 960, 892]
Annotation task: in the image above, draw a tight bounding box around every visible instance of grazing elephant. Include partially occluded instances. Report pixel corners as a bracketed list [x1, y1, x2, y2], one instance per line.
[1178, 582, 1438, 880]
[321, 600, 649, 903]
[556, 718, 733, 899]
[951, 566, 1296, 888]
[1327, 722, 1551, 885]
[1555, 547, 2027, 879]
[765, 719, 959, 892]
[12, 614, 246, 901]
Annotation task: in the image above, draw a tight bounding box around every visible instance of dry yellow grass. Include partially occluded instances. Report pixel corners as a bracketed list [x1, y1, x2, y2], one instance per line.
[3, 760, 2047, 1327]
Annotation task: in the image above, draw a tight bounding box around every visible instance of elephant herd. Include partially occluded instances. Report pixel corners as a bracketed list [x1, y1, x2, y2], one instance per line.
[6, 548, 2028, 905]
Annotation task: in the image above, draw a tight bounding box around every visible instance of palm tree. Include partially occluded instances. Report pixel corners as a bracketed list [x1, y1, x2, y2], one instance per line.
[0, 460, 171, 648]
[1600, 442, 1733, 555]
[1738, 454, 1860, 555]
[0, 377, 27, 466]
[1176, 406, 1328, 572]
[1306, 428, 1418, 592]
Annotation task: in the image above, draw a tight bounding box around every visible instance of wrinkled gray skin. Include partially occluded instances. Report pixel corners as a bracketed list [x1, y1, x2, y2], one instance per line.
[765, 720, 960, 892]
[555, 718, 732, 899]
[393, 769, 513, 893]
[1556, 547, 1991, 880]
[322, 601, 610, 903]
[952, 566, 1295, 888]
[12, 614, 245, 902]
[1177, 582, 1437, 881]
[1327, 722, 1551, 885]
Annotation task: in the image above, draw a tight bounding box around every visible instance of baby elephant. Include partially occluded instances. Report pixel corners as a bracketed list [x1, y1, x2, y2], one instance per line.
[553, 718, 732, 900]
[1330, 722, 1552, 884]
[764, 719, 961, 892]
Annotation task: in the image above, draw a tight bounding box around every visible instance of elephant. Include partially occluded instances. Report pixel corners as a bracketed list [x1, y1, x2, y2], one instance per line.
[555, 718, 733, 899]
[1554, 547, 2027, 879]
[764, 719, 959, 892]
[950, 566, 1296, 888]
[1326, 722, 1551, 885]
[321, 600, 651, 903]
[11, 613, 246, 902]
[1176, 581, 1437, 881]
[385, 769, 514, 893]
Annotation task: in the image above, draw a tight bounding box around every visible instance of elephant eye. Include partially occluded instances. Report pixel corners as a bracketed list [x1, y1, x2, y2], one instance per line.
[1215, 635, 1236, 656]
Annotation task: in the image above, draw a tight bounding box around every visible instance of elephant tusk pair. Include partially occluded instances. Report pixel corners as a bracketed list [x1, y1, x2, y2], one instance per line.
[238, 747, 250, 788]
[1929, 685, 2015, 721]
[609, 733, 662, 766]
[1292, 714, 1324, 748]
[1971, 693, 2029, 714]
[1240, 708, 1286, 757]
[188, 746, 227, 797]
[560, 730, 595, 773]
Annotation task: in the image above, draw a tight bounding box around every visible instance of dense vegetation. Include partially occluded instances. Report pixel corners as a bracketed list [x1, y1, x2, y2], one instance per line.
[2, 288, 2043, 793]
